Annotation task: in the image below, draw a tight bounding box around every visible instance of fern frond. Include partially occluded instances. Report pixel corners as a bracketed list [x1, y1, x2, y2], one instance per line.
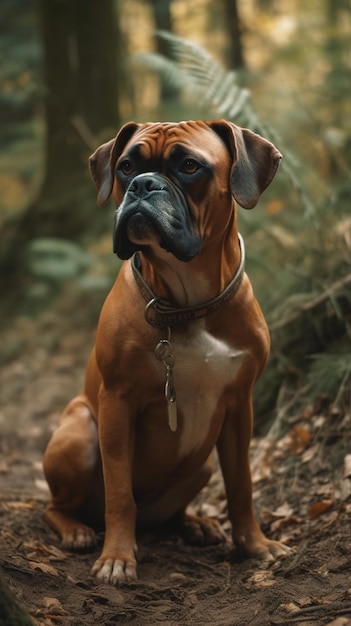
[136, 31, 316, 217]
[133, 52, 186, 91]
[156, 31, 255, 127]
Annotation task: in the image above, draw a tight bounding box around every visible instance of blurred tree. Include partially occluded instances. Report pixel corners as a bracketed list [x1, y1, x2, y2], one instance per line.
[1, 0, 124, 295]
[32, 0, 122, 238]
[222, 0, 245, 68]
[148, 0, 173, 43]
[147, 0, 179, 101]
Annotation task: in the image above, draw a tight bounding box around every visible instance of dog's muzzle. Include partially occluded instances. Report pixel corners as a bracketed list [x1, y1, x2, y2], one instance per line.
[113, 173, 201, 262]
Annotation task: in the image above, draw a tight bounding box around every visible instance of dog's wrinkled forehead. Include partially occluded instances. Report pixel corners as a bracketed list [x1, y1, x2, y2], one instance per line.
[90, 119, 282, 210]
[123, 121, 224, 162]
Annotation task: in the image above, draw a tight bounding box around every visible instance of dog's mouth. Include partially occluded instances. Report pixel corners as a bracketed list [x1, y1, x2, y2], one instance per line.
[113, 174, 201, 262]
[127, 212, 159, 245]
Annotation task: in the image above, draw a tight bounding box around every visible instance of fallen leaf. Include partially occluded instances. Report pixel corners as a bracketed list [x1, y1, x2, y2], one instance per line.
[271, 515, 300, 532]
[262, 501, 295, 524]
[271, 502, 294, 518]
[245, 570, 276, 588]
[28, 561, 59, 576]
[301, 443, 319, 463]
[42, 597, 66, 614]
[280, 602, 299, 613]
[6, 501, 37, 510]
[308, 500, 333, 519]
[23, 541, 67, 561]
[343, 454, 351, 479]
[290, 425, 311, 454]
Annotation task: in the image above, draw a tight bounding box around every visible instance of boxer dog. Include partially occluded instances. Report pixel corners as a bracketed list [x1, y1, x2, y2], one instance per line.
[43, 119, 290, 585]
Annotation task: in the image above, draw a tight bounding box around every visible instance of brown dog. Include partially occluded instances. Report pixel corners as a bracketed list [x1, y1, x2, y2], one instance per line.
[43, 119, 289, 585]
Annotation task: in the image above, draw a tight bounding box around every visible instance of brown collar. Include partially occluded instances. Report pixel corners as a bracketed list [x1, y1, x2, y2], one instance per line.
[131, 234, 245, 328]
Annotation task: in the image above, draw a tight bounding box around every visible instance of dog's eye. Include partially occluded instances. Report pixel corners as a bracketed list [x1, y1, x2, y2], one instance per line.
[180, 159, 200, 175]
[119, 160, 134, 176]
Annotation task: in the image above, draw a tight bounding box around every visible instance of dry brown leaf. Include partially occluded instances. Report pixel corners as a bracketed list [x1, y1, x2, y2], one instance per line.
[28, 561, 59, 576]
[280, 602, 299, 613]
[272, 502, 294, 518]
[262, 501, 295, 525]
[271, 515, 300, 532]
[343, 454, 351, 479]
[325, 618, 351, 626]
[6, 501, 37, 510]
[23, 541, 67, 561]
[42, 597, 66, 615]
[308, 500, 333, 519]
[301, 443, 319, 463]
[245, 570, 276, 588]
[290, 425, 311, 454]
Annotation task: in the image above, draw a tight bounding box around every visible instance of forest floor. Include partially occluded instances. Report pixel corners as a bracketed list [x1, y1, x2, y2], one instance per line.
[1, 292, 351, 626]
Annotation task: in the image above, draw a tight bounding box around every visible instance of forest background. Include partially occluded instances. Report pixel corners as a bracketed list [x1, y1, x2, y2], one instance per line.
[1, 0, 350, 422]
[0, 1, 351, 624]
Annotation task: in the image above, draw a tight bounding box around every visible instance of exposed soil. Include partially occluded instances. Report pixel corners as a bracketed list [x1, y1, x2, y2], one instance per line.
[1, 297, 351, 626]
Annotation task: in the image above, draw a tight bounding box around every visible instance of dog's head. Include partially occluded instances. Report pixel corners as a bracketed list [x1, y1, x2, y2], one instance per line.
[89, 120, 282, 262]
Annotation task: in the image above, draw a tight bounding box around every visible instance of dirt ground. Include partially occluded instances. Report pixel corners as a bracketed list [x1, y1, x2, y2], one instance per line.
[1, 301, 351, 626]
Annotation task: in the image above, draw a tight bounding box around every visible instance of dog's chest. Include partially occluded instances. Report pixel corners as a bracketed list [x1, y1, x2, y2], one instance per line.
[156, 328, 245, 456]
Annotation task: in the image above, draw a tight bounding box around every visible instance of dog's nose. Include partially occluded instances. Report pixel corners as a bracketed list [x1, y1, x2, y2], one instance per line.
[129, 174, 164, 195]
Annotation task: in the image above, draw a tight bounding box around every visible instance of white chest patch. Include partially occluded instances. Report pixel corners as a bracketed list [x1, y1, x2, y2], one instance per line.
[167, 327, 245, 457]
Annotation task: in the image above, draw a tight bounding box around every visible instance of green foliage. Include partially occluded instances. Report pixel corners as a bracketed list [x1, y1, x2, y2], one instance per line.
[0, 0, 40, 121]
[308, 350, 351, 404]
[27, 238, 93, 282]
[137, 31, 316, 219]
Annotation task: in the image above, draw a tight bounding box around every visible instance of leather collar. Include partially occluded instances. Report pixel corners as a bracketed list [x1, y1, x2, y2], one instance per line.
[131, 233, 245, 328]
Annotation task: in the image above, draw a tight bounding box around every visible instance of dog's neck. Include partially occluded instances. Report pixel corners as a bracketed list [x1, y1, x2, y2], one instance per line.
[135, 225, 243, 310]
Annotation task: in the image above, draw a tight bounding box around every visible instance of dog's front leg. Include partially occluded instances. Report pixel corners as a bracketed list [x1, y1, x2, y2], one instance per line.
[217, 392, 290, 561]
[91, 387, 137, 585]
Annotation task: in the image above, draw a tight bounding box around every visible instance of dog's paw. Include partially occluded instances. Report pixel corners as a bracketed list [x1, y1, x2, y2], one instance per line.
[61, 525, 97, 552]
[180, 513, 227, 546]
[235, 530, 291, 561]
[91, 555, 137, 585]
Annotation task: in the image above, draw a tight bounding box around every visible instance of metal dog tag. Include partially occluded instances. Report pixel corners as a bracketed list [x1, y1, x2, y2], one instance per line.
[154, 337, 178, 432]
[165, 361, 177, 432]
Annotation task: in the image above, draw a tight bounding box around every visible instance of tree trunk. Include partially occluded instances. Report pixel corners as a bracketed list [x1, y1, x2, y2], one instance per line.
[0, 0, 123, 299]
[33, 0, 121, 239]
[148, 0, 179, 101]
[222, 0, 245, 69]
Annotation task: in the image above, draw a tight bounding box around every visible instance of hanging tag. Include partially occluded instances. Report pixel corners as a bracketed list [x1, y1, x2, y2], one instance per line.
[154, 330, 178, 432]
[167, 398, 178, 432]
[165, 363, 177, 432]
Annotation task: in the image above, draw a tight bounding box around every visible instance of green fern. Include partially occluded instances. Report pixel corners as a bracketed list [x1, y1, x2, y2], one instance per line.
[136, 31, 315, 218]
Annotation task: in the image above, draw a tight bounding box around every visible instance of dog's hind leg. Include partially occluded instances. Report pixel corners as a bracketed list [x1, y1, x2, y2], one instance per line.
[43, 396, 102, 551]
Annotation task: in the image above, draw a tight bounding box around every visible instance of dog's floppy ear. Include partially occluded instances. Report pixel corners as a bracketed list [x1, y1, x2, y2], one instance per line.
[208, 119, 282, 209]
[89, 122, 139, 208]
